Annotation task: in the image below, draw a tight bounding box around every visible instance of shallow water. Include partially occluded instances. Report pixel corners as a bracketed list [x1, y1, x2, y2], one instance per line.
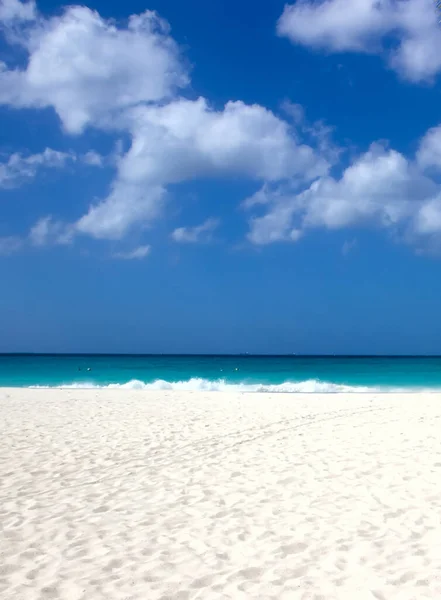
[2, 354, 441, 391]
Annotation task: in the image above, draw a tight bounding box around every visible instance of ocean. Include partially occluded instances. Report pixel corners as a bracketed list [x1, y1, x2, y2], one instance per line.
[1, 354, 441, 391]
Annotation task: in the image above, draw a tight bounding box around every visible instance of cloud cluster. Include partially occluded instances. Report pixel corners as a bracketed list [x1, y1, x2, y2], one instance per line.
[0, 1, 333, 248]
[77, 98, 329, 239]
[1, 0, 441, 259]
[245, 132, 441, 250]
[278, 0, 441, 82]
[0, 3, 188, 133]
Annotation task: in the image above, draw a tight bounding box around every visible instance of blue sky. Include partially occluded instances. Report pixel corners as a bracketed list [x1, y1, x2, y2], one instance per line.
[1, 0, 441, 354]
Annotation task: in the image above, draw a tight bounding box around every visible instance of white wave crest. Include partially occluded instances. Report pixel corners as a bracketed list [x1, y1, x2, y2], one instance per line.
[33, 378, 378, 393]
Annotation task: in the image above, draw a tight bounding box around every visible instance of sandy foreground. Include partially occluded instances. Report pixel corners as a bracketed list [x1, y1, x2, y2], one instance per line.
[1, 390, 441, 600]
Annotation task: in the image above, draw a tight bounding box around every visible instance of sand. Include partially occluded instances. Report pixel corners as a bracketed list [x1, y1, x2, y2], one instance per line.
[1, 389, 441, 600]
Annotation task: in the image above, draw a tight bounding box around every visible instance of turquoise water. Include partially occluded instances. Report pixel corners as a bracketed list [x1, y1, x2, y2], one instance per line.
[2, 354, 441, 391]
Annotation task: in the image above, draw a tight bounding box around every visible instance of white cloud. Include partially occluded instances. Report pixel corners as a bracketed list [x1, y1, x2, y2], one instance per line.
[247, 185, 305, 245]
[0, 0, 35, 23]
[75, 97, 329, 239]
[277, 0, 441, 82]
[29, 216, 73, 246]
[413, 193, 441, 235]
[125, 97, 328, 183]
[416, 126, 441, 171]
[113, 245, 151, 259]
[0, 148, 73, 188]
[0, 3, 188, 133]
[76, 183, 166, 240]
[171, 218, 219, 243]
[0, 235, 22, 255]
[300, 145, 432, 229]
[82, 151, 103, 167]
[245, 140, 441, 247]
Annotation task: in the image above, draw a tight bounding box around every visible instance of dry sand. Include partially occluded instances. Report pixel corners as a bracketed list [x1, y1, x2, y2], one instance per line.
[1, 389, 441, 600]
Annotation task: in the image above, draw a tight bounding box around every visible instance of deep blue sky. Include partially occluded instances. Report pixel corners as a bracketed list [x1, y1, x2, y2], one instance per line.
[1, 0, 441, 354]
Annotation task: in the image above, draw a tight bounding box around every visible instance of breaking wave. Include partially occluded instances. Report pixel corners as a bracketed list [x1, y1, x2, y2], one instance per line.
[33, 377, 381, 393]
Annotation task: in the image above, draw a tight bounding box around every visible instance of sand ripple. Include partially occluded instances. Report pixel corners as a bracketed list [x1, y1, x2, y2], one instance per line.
[1, 389, 441, 599]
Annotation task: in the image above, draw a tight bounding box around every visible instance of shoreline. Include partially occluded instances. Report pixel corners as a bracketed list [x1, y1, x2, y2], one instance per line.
[1, 389, 441, 599]
[3, 385, 441, 393]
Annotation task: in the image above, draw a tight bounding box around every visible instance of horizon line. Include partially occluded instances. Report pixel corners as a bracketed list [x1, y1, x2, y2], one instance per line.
[2, 353, 441, 358]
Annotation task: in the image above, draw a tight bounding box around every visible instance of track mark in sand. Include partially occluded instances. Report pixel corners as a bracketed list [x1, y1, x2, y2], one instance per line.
[280, 542, 308, 555]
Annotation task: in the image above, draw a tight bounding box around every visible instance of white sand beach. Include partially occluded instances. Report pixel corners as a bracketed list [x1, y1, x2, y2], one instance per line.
[1, 389, 441, 600]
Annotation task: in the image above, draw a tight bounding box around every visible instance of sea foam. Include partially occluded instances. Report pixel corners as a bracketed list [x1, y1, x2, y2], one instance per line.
[33, 378, 379, 393]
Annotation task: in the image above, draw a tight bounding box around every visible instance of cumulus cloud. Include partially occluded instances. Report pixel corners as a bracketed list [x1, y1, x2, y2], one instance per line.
[0, 148, 73, 188]
[245, 139, 441, 248]
[0, 3, 330, 243]
[113, 245, 151, 259]
[75, 97, 329, 239]
[171, 218, 219, 243]
[277, 0, 441, 82]
[0, 3, 188, 133]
